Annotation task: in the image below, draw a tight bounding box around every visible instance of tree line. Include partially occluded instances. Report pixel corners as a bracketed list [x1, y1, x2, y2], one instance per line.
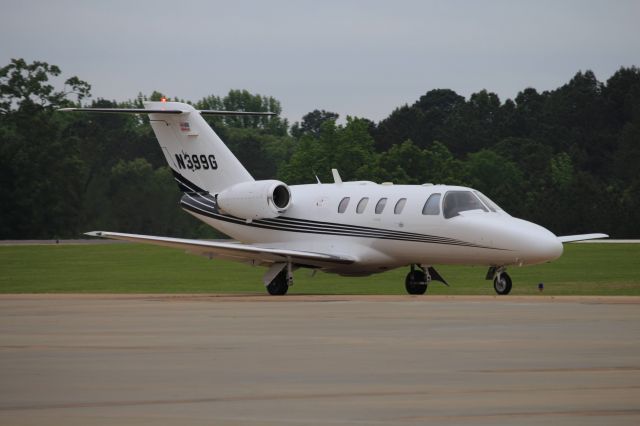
[1, 58, 639, 239]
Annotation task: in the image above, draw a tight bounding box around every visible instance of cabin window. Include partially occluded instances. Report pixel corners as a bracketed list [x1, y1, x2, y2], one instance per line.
[356, 197, 369, 214]
[338, 197, 350, 213]
[375, 198, 387, 214]
[443, 191, 488, 219]
[422, 193, 441, 215]
[394, 198, 407, 214]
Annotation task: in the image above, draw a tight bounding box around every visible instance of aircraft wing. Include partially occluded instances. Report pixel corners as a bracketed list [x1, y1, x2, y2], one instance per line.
[85, 231, 355, 267]
[557, 233, 609, 243]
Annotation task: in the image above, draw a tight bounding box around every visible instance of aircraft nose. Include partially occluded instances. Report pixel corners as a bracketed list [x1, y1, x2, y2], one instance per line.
[518, 220, 563, 264]
[524, 231, 563, 264]
[458, 215, 564, 266]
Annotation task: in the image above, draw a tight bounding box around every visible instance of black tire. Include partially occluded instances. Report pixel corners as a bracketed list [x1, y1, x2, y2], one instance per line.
[266, 270, 289, 295]
[405, 270, 428, 295]
[493, 272, 512, 295]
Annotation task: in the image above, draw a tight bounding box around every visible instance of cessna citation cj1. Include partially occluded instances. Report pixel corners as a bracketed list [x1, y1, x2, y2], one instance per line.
[61, 101, 607, 295]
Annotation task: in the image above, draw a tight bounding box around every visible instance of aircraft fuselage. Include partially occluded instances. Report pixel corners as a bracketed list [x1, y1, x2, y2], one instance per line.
[180, 181, 563, 276]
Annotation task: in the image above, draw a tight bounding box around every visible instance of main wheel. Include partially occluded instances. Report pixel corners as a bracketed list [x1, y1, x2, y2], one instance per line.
[267, 270, 289, 295]
[493, 272, 512, 295]
[405, 270, 428, 295]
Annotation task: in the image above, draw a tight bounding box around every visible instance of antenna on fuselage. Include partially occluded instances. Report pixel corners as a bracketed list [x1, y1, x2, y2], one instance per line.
[331, 168, 342, 185]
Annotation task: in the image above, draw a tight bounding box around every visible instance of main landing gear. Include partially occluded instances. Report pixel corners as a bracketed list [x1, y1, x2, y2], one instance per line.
[405, 265, 428, 295]
[265, 263, 293, 295]
[405, 265, 449, 295]
[487, 267, 512, 295]
[266, 269, 289, 295]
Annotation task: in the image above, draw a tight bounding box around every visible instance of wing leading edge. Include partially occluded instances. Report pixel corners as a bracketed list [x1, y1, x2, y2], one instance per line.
[85, 231, 355, 267]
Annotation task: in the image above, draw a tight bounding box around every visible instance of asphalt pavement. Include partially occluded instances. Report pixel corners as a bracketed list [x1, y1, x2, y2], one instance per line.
[1, 294, 639, 425]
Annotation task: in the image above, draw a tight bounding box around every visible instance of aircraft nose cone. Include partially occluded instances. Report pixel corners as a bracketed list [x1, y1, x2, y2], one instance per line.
[459, 216, 564, 266]
[526, 233, 563, 264]
[528, 230, 563, 263]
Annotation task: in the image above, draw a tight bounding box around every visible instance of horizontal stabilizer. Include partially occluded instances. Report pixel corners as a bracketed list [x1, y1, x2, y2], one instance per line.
[557, 233, 608, 243]
[59, 108, 275, 116]
[59, 107, 183, 114]
[85, 231, 355, 266]
[200, 110, 276, 116]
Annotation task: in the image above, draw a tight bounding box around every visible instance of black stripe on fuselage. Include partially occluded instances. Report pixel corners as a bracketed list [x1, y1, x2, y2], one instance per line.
[180, 194, 506, 251]
[170, 169, 508, 251]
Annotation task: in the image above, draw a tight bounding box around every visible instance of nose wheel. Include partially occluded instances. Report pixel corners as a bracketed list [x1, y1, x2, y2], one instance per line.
[493, 272, 512, 295]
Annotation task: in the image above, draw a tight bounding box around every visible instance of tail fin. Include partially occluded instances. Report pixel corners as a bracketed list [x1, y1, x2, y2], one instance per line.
[145, 101, 253, 194]
[59, 101, 271, 194]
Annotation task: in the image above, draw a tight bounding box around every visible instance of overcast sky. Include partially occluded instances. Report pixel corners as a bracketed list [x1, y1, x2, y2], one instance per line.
[2, 0, 639, 123]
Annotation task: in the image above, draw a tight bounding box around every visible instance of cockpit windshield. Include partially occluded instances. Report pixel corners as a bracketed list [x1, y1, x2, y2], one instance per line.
[474, 191, 503, 212]
[443, 191, 489, 219]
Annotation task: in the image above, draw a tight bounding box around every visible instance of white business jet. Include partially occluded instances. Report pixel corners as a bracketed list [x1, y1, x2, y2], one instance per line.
[61, 101, 607, 295]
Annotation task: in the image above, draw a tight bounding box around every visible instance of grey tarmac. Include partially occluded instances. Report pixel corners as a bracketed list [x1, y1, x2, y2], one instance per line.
[1, 295, 639, 425]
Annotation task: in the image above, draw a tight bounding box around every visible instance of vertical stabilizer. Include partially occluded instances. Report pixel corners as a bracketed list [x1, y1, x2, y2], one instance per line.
[145, 101, 254, 194]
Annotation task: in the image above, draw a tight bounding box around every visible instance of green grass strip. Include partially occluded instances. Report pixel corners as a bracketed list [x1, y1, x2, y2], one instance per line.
[1, 243, 639, 295]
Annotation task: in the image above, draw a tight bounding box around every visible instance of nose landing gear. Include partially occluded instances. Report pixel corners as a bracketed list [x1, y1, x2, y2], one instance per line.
[493, 273, 512, 295]
[487, 267, 512, 295]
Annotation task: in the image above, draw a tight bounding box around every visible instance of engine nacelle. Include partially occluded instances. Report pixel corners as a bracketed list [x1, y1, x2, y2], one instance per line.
[216, 180, 291, 220]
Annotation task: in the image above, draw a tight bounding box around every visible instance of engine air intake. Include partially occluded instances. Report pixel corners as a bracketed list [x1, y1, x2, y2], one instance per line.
[272, 184, 291, 210]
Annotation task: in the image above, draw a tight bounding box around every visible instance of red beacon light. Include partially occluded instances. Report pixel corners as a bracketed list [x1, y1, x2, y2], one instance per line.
[160, 97, 167, 103]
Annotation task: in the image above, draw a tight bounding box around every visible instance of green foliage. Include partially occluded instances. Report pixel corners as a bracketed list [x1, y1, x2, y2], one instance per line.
[549, 152, 574, 189]
[367, 68, 640, 237]
[368, 140, 462, 185]
[0, 59, 91, 238]
[212, 89, 288, 135]
[1, 58, 639, 239]
[0, 60, 295, 238]
[280, 116, 376, 183]
[290, 109, 340, 138]
[375, 89, 466, 151]
[224, 127, 293, 180]
[424, 141, 463, 184]
[376, 139, 427, 184]
[463, 150, 525, 212]
[0, 58, 90, 113]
